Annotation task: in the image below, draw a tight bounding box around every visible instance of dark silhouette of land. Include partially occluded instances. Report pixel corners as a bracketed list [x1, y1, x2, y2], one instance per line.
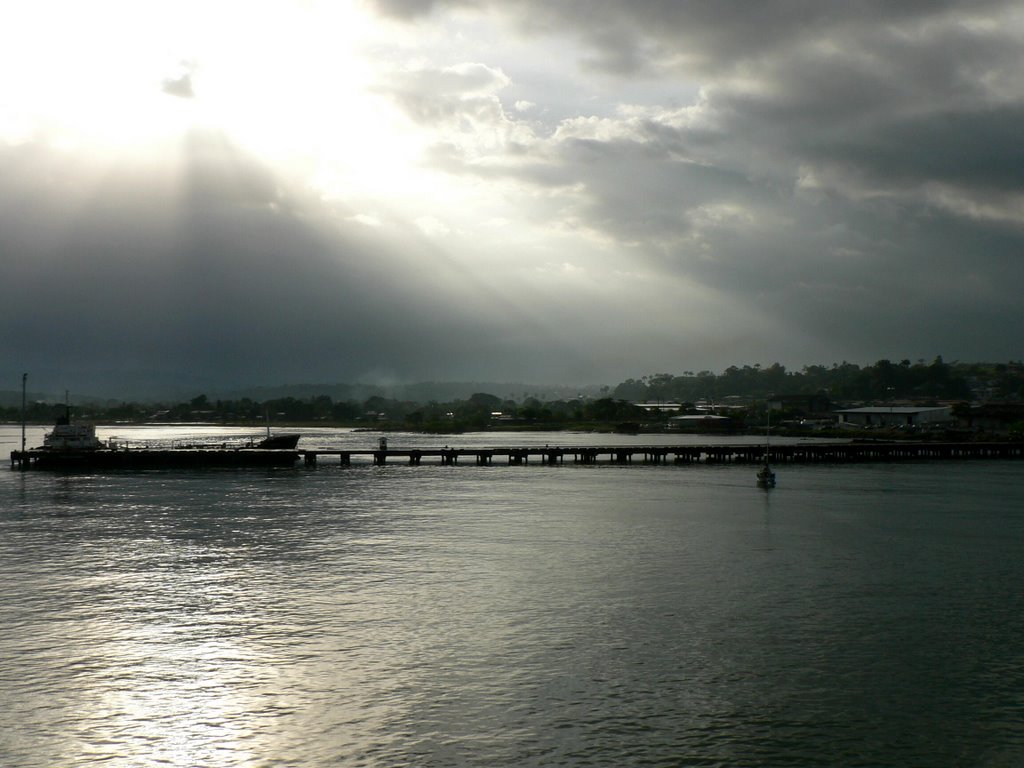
[4, 358, 1024, 438]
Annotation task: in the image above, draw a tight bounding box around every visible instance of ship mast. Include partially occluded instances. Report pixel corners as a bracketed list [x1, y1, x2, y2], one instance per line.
[21, 373, 27, 453]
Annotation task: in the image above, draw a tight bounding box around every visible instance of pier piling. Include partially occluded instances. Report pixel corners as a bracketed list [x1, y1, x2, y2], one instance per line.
[12, 441, 1024, 471]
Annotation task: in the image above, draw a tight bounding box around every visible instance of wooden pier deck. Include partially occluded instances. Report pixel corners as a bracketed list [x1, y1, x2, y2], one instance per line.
[11, 441, 1024, 471]
[297, 441, 1024, 466]
[10, 447, 301, 470]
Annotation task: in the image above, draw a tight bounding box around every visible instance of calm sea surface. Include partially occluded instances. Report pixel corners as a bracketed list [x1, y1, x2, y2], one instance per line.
[3, 425, 1024, 767]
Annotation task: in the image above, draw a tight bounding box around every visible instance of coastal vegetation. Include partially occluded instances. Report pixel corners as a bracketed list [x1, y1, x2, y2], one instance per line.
[610, 356, 998, 403]
[3, 358, 1022, 434]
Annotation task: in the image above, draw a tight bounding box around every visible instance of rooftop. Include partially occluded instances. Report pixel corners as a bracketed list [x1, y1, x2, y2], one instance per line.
[835, 406, 949, 414]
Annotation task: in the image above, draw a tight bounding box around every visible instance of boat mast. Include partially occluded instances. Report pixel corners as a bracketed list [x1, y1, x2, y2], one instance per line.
[21, 373, 27, 453]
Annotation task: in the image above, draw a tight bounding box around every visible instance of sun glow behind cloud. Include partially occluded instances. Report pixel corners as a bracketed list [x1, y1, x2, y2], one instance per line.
[2, 2, 198, 150]
[2, 2, 445, 206]
[2, 0, 687, 288]
[3, 0, 683, 387]
[7, 0, 1021, 394]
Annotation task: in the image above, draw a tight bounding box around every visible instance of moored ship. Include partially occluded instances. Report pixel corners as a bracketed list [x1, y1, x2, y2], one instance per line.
[43, 408, 104, 451]
[11, 408, 301, 470]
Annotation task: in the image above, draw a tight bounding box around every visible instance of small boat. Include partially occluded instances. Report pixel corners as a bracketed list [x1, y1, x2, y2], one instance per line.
[756, 411, 776, 487]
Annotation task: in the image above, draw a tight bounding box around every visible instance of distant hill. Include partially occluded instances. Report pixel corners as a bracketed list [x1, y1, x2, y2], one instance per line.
[0, 381, 605, 407]
[0, 390, 126, 408]
[0, 368, 231, 403]
[217, 381, 605, 404]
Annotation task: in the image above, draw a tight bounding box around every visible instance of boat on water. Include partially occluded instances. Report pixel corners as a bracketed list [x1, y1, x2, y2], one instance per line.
[756, 412, 777, 488]
[13, 407, 301, 470]
[756, 462, 776, 487]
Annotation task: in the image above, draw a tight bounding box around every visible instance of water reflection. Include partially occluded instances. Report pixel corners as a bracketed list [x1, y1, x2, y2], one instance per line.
[2, 432, 1024, 766]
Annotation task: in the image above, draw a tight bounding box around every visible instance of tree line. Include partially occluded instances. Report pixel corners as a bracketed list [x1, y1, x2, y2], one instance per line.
[4, 358, 1022, 430]
[611, 357, 1022, 403]
[1, 391, 645, 432]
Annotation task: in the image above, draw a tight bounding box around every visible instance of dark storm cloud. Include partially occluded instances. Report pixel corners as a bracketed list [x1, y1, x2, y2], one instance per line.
[370, 0, 1024, 365]
[0, 135, 602, 396]
[372, 0, 1010, 73]
[5, 1, 1024, 397]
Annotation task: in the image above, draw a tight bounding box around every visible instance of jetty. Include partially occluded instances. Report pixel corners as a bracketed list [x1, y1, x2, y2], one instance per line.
[10, 447, 301, 470]
[11, 440, 1024, 471]
[294, 441, 1024, 467]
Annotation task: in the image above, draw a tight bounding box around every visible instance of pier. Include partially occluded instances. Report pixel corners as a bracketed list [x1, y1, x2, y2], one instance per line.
[11, 441, 1024, 471]
[9, 447, 301, 470]
[295, 441, 1024, 467]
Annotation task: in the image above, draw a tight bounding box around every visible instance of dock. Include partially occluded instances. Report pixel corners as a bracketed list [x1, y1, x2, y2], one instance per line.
[11, 441, 1024, 471]
[295, 441, 1024, 466]
[10, 447, 301, 470]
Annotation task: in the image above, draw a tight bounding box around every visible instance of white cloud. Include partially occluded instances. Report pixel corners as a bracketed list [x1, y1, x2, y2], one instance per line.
[414, 215, 451, 236]
[4, 0, 1024, 394]
[350, 213, 384, 228]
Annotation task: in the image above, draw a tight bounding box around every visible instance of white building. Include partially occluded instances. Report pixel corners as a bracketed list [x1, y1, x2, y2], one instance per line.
[835, 406, 952, 428]
[634, 402, 684, 412]
[668, 414, 733, 431]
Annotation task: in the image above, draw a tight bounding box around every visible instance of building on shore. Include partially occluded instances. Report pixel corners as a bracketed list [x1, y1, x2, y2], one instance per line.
[954, 403, 1024, 434]
[668, 414, 733, 432]
[634, 402, 685, 413]
[835, 405, 952, 428]
[768, 393, 833, 417]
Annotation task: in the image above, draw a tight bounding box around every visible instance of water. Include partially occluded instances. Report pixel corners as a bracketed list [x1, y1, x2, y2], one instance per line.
[3, 426, 1024, 766]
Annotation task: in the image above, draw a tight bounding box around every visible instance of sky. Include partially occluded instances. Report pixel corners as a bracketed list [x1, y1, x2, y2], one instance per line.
[2, 0, 1024, 397]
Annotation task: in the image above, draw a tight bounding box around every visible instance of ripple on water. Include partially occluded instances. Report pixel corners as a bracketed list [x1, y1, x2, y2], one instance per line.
[2, 455, 1024, 766]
